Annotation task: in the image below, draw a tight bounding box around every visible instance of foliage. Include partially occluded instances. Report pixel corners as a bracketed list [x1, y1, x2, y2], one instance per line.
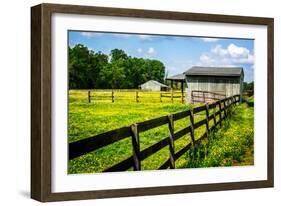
[243, 81, 254, 93]
[246, 95, 254, 103]
[182, 103, 254, 168]
[69, 45, 165, 89]
[69, 44, 108, 89]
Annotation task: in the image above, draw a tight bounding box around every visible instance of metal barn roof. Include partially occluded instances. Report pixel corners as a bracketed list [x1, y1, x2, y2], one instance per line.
[165, 73, 186, 81]
[184, 66, 244, 77]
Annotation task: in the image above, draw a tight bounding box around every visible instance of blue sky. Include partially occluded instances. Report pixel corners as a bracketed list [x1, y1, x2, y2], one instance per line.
[69, 31, 254, 82]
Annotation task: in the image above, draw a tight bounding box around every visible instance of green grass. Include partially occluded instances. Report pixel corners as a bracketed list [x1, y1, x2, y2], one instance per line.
[247, 96, 254, 103]
[70, 89, 184, 103]
[243, 95, 254, 107]
[69, 91, 190, 143]
[68, 90, 254, 174]
[181, 103, 254, 168]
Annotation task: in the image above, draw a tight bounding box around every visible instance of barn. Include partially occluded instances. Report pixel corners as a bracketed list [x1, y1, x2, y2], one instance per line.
[184, 66, 244, 103]
[139, 80, 169, 91]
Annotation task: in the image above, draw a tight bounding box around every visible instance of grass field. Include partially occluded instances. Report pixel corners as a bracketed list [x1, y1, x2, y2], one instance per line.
[71, 89, 185, 103]
[68, 90, 254, 174]
[182, 103, 254, 168]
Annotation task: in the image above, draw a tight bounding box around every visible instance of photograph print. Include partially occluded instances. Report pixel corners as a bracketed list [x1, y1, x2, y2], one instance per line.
[68, 31, 254, 174]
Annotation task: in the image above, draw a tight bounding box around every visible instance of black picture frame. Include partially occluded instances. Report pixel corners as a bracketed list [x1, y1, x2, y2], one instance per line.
[31, 3, 274, 202]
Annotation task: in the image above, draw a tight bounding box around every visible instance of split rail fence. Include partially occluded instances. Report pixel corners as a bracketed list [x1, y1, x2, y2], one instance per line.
[191, 90, 226, 103]
[69, 94, 240, 172]
[88, 90, 185, 103]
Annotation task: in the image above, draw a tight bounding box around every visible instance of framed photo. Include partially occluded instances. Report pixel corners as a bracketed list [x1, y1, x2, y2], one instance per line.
[31, 3, 274, 202]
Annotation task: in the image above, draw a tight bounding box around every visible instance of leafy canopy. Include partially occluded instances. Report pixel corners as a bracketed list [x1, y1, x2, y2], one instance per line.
[69, 44, 165, 89]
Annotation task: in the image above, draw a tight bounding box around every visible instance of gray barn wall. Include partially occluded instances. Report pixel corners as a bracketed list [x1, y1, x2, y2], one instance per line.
[185, 76, 243, 103]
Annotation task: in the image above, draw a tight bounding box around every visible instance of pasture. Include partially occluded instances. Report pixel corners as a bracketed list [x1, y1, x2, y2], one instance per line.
[68, 90, 254, 174]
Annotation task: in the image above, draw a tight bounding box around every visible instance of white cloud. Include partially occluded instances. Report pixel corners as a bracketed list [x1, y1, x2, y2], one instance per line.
[147, 47, 155, 54]
[199, 54, 215, 65]
[80, 32, 134, 38]
[211, 45, 228, 57]
[137, 48, 143, 53]
[198, 43, 254, 66]
[80, 32, 103, 38]
[137, 35, 155, 41]
[80, 32, 156, 40]
[112, 33, 132, 38]
[201, 38, 220, 42]
[228, 43, 250, 58]
[80, 32, 93, 37]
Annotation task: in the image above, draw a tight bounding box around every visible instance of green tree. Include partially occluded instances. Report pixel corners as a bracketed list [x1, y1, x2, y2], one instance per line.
[243, 81, 254, 92]
[69, 44, 108, 89]
[99, 59, 126, 89]
[68, 44, 166, 89]
[69, 44, 92, 89]
[92, 52, 108, 88]
[110, 49, 128, 62]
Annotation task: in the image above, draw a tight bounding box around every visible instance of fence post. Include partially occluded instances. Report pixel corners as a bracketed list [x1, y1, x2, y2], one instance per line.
[160, 92, 162, 103]
[231, 97, 234, 110]
[218, 100, 222, 127]
[88, 91, 91, 103]
[203, 92, 206, 103]
[111, 91, 114, 103]
[227, 98, 231, 115]
[171, 89, 174, 103]
[136, 91, 139, 103]
[205, 103, 210, 137]
[213, 103, 217, 127]
[167, 114, 175, 169]
[223, 99, 227, 119]
[131, 123, 141, 171]
[189, 109, 195, 144]
[219, 100, 222, 127]
[234, 95, 240, 105]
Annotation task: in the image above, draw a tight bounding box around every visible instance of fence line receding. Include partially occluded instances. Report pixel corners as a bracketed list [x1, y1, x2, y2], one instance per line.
[87, 90, 185, 103]
[69, 94, 240, 172]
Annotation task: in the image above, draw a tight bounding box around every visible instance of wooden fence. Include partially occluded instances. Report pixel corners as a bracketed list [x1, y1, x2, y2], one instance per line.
[191, 90, 226, 103]
[69, 94, 240, 172]
[88, 90, 185, 103]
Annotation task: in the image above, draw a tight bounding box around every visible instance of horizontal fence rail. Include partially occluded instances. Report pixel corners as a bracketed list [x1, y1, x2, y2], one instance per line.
[191, 90, 226, 103]
[87, 90, 185, 104]
[69, 94, 240, 172]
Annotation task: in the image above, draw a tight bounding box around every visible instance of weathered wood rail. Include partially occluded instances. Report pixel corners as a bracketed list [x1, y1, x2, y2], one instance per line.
[191, 90, 226, 103]
[69, 94, 240, 172]
[88, 90, 185, 103]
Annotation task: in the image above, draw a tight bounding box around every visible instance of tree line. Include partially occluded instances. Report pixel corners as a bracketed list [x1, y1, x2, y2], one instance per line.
[243, 81, 254, 92]
[69, 44, 165, 89]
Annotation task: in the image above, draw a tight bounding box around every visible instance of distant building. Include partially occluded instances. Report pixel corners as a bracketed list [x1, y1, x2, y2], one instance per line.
[184, 66, 244, 103]
[165, 73, 186, 96]
[139, 80, 169, 91]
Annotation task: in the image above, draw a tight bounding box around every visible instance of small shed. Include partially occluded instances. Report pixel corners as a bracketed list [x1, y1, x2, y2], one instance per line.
[165, 73, 186, 90]
[139, 80, 169, 91]
[165, 73, 186, 98]
[184, 66, 244, 103]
